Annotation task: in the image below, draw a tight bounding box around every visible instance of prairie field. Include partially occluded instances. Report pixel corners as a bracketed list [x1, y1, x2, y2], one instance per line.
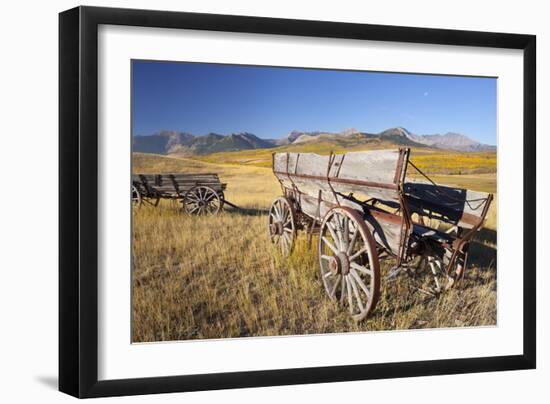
[196, 143, 496, 175]
[132, 152, 497, 342]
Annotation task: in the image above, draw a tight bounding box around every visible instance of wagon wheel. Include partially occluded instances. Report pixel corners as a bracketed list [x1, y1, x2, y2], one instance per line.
[268, 196, 297, 257]
[319, 207, 380, 321]
[445, 243, 470, 287]
[414, 248, 463, 295]
[131, 185, 142, 208]
[183, 185, 222, 215]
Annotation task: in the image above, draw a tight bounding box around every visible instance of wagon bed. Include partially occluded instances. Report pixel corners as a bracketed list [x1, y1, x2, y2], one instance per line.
[269, 148, 493, 321]
[132, 173, 228, 215]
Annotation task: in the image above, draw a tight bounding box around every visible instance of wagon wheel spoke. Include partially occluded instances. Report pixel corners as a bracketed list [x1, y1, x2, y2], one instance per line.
[281, 202, 289, 222]
[350, 267, 371, 299]
[345, 276, 354, 313]
[321, 236, 339, 255]
[342, 216, 350, 252]
[349, 247, 368, 262]
[333, 214, 347, 251]
[186, 193, 200, 202]
[350, 262, 372, 277]
[329, 275, 341, 299]
[274, 201, 283, 221]
[326, 221, 341, 251]
[340, 275, 347, 303]
[335, 214, 348, 252]
[204, 193, 217, 202]
[348, 274, 364, 312]
[347, 228, 358, 255]
[330, 216, 342, 250]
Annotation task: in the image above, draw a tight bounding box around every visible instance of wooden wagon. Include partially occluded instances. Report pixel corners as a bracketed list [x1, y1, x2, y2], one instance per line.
[268, 148, 493, 321]
[132, 173, 227, 215]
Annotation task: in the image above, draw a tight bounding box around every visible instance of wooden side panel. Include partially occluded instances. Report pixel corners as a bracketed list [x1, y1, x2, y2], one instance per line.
[274, 150, 402, 183]
[132, 173, 225, 196]
[296, 193, 402, 254]
[274, 151, 402, 203]
[336, 150, 402, 184]
[404, 179, 492, 228]
[276, 175, 399, 203]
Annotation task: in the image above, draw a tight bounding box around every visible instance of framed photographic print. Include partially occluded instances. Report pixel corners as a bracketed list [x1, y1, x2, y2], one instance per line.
[59, 6, 536, 398]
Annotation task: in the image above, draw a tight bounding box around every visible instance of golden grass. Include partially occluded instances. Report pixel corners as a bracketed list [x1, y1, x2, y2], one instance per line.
[132, 153, 497, 342]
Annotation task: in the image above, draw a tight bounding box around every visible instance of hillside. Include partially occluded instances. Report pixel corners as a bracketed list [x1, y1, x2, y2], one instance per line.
[133, 131, 273, 155]
[133, 127, 496, 156]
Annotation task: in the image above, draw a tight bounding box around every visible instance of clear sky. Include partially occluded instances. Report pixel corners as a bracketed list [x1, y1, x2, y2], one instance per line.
[132, 60, 497, 145]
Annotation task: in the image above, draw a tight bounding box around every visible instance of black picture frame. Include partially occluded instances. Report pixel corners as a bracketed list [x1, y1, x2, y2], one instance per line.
[59, 5, 536, 398]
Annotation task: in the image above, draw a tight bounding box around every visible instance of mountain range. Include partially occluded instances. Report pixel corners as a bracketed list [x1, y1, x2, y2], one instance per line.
[132, 127, 496, 155]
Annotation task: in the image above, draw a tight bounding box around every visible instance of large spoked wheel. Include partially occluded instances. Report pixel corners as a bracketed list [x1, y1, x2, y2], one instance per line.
[319, 207, 380, 321]
[268, 196, 297, 257]
[183, 185, 222, 215]
[132, 185, 142, 208]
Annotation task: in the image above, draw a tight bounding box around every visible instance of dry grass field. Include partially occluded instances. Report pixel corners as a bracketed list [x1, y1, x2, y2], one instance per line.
[132, 152, 497, 342]
[196, 143, 496, 175]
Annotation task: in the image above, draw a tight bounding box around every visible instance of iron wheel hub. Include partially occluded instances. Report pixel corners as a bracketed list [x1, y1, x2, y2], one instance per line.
[329, 252, 350, 275]
[270, 222, 284, 235]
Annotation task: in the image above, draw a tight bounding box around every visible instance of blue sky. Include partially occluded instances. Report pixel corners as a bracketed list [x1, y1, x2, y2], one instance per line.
[132, 60, 497, 145]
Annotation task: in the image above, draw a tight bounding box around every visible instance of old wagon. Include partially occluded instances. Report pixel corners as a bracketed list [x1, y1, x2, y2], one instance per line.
[268, 148, 493, 321]
[132, 173, 227, 215]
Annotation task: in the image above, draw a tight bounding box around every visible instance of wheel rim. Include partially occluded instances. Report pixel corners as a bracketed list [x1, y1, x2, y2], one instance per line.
[183, 186, 221, 215]
[268, 197, 296, 257]
[318, 207, 380, 321]
[132, 185, 141, 208]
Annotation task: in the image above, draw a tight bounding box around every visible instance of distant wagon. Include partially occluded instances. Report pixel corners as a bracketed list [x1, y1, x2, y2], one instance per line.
[268, 148, 493, 321]
[132, 173, 228, 215]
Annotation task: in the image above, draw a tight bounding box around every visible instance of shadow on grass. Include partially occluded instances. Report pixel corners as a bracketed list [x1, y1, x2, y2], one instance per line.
[468, 228, 497, 270]
[223, 206, 268, 217]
